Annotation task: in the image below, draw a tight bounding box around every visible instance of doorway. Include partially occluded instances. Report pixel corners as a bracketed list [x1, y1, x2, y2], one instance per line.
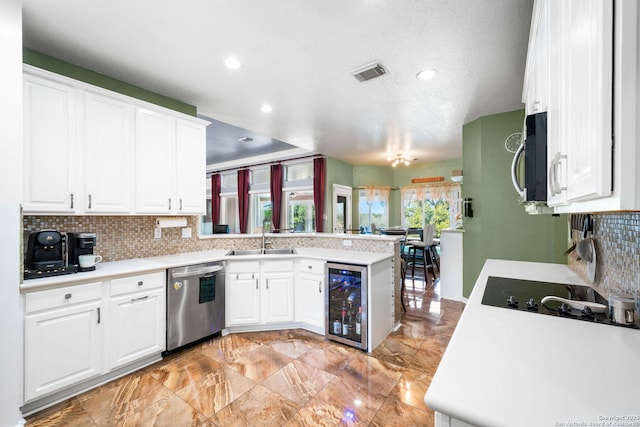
[333, 184, 352, 233]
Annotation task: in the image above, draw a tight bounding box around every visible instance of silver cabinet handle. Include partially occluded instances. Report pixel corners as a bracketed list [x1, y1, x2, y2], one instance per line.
[88, 194, 92, 209]
[308, 265, 312, 270]
[70, 193, 74, 209]
[266, 278, 270, 290]
[131, 295, 149, 302]
[97, 307, 101, 324]
[168, 198, 172, 210]
[138, 281, 143, 286]
[318, 281, 322, 293]
[179, 198, 183, 211]
[256, 278, 259, 290]
[65, 293, 72, 300]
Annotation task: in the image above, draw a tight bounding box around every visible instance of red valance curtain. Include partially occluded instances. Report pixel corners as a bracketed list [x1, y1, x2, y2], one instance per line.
[210, 174, 221, 225]
[237, 169, 250, 233]
[313, 157, 326, 232]
[270, 164, 283, 233]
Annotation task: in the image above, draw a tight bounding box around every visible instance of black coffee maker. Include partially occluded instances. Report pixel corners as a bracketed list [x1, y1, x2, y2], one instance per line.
[67, 232, 98, 272]
[24, 230, 76, 279]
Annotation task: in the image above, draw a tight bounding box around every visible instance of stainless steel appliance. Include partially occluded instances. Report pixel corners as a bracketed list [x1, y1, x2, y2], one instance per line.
[24, 230, 76, 279]
[511, 112, 548, 202]
[67, 232, 97, 272]
[166, 261, 225, 353]
[325, 262, 367, 349]
[481, 276, 637, 329]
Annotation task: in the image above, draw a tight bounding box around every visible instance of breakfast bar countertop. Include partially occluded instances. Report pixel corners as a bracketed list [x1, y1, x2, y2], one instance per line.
[424, 259, 640, 427]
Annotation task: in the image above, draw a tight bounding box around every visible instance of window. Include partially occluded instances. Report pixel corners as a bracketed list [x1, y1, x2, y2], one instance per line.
[251, 193, 272, 232]
[358, 187, 390, 232]
[285, 190, 315, 232]
[200, 160, 317, 236]
[400, 185, 460, 237]
[200, 172, 239, 236]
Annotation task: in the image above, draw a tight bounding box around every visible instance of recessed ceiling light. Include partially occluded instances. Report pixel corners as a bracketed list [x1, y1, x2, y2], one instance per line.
[224, 57, 241, 69]
[261, 104, 273, 113]
[416, 68, 438, 81]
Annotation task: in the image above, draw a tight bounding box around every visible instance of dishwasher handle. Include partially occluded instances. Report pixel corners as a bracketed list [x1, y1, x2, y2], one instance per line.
[170, 265, 223, 279]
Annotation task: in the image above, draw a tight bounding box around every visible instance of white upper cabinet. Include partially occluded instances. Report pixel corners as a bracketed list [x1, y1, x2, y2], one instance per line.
[528, 0, 640, 212]
[23, 73, 78, 213]
[561, 0, 613, 203]
[542, 0, 613, 207]
[134, 108, 175, 214]
[83, 90, 133, 213]
[23, 66, 209, 216]
[523, 0, 549, 116]
[175, 119, 206, 214]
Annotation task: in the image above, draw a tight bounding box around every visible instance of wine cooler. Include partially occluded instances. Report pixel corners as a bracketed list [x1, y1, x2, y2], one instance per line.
[325, 262, 368, 350]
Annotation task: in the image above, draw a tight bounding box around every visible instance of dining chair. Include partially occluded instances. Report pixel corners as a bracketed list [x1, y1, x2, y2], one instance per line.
[407, 224, 437, 286]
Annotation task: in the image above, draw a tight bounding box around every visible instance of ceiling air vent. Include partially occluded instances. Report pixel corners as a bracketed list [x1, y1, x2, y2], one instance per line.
[352, 62, 387, 82]
[237, 136, 253, 143]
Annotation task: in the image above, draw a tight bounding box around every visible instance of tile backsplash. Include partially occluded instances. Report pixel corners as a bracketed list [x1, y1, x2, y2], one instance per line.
[568, 212, 640, 298]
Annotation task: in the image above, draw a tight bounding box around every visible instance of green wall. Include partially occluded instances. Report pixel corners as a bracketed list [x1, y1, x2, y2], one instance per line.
[462, 109, 567, 297]
[325, 158, 354, 232]
[23, 49, 196, 116]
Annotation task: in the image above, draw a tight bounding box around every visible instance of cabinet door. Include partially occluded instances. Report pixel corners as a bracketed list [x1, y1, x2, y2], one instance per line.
[226, 272, 261, 326]
[109, 287, 165, 369]
[263, 272, 294, 323]
[295, 272, 325, 330]
[24, 300, 102, 401]
[175, 119, 206, 214]
[563, 0, 613, 202]
[83, 91, 133, 213]
[134, 107, 175, 213]
[546, 0, 568, 207]
[23, 74, 78, 213]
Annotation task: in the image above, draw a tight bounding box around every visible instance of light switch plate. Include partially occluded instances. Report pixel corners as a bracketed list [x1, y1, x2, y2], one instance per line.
[343, 239, 352, 247]
[154, 227, 162, 239]
[181, 227, 192, 238]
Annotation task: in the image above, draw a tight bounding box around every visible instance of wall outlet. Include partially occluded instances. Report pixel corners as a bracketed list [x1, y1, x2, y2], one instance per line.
[343, 239, 352, 247]
[181, 227, 192, 238]
[154, 227, 162, 239]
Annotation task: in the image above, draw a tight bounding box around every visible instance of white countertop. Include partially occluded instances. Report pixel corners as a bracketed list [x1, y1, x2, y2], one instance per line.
[20, 248, 392, 292]
[425, 259, 640, 427]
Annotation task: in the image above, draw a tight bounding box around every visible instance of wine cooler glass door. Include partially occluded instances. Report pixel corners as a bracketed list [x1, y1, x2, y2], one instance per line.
[325, 263, 368, 350]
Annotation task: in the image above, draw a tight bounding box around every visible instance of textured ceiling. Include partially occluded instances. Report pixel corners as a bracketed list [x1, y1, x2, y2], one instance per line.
[22, 0, 533, 168]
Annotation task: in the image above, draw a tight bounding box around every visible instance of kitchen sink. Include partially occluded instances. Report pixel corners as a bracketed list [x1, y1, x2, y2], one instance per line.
[226, 248, 297, 256]
[226, 249, 264, 256]
[263, 248, 297, 255]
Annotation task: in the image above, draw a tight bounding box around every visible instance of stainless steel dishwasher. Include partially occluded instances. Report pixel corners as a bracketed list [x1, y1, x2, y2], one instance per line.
[166, 261, 225, 354]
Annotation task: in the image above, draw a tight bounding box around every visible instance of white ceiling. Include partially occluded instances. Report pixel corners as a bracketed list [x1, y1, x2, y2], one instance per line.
[22, 0, 533, 168]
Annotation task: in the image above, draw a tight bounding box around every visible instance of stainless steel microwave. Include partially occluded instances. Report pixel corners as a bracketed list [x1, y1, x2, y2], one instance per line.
[511, 112, 547, 202]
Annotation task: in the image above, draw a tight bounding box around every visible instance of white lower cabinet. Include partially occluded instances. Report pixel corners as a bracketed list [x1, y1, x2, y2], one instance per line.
[108, 273, 165, 369]
[23, 272, 166, 406]
[294, 259, 325, 332]
[226, 260, 261, 326]
[24, 282, 103, 402]
[225, 259, 294, 327]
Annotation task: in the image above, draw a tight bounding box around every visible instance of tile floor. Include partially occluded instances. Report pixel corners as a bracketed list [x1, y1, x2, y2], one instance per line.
[25, 271, 465, 427]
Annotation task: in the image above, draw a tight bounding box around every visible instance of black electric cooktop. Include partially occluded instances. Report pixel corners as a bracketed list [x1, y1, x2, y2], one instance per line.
[481, 276, 624, 326]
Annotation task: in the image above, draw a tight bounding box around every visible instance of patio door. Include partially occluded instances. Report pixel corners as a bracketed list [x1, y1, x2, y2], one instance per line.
[333, 184, 352, 233]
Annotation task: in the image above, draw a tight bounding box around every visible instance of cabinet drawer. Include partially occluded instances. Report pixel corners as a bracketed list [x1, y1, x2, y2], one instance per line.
[25, 281, 102, 314]
[262, 259, 294, 273]
[110, 272, 165, 297]
[296, 259, 325, 274]
[226, 260, 260, 274]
